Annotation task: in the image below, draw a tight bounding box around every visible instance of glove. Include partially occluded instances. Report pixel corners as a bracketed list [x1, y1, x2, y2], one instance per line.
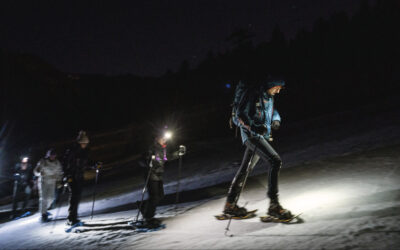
[63, 176, 73, 184]
[271, 120, 280, 130]
[252, 125, 268, 135]
[95, 162, 103, 170]
[178, 145, 186, 156]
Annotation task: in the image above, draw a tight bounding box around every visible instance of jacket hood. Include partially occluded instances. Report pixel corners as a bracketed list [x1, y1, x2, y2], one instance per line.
[265, 79, 285, 89]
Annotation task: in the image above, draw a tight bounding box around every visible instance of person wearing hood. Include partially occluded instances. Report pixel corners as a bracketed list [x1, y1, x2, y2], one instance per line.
[34, 149, 63, 222]
[223, 78, 293, 220]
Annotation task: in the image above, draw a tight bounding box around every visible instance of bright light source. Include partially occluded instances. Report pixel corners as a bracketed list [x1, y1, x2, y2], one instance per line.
[22, 157, 29, 163]
[164, 131, 172, 140]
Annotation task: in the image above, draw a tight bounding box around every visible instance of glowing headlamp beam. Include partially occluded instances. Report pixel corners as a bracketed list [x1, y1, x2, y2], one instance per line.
[164, 131, 172, 140]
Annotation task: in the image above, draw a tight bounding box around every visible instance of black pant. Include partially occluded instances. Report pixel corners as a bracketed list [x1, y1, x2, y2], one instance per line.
[12, 184, 32, 215]
[140, 180, 164, 219]
[227, 136, 282, 204]
[68, 180, 82, 221]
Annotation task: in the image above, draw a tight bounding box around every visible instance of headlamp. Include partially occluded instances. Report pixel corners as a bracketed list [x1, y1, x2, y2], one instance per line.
[164, 131, 172, 140]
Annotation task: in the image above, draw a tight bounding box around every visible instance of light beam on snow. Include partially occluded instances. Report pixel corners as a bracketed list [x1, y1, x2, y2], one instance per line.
[9, 215, 39, 228]
[19, 217, 36, 226]
[285, 187, 347, 212]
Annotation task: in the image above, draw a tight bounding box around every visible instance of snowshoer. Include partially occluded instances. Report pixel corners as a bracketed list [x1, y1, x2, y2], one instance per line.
[223, 78, 293, 220]
[63, 131, 95, 225]
[11, 157, 34, 219]
[34, 149, 63, 222]
[138, 130, 186, 228]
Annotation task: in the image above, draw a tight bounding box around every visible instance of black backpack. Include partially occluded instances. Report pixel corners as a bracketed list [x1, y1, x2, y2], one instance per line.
[229, 81, 250, 135]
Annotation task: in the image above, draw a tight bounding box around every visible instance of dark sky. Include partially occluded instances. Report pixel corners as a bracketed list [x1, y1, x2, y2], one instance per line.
[1, 0, 365, 76]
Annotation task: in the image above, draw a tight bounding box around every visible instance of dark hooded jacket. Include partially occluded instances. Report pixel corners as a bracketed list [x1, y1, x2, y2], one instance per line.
[236, 80, 285, 143]
[14, 163, 34, 187]
[63, 144, 93, 181]
[147, 142, 180, 181]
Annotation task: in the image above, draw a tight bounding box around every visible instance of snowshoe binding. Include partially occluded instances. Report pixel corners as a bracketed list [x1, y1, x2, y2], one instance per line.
[260, 201, 300, 223]
[128, 218, 165, 232]
[66, 218, 81, 226]
[215, 203, 257, 220]
[65, 220, 84, 233]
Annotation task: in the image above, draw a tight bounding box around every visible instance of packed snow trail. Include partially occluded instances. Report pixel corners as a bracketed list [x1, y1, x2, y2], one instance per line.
[0, 144, 399, 249]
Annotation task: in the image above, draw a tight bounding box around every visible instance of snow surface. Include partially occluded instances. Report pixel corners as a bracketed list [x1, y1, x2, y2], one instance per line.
[1, 143, 399, 249]
[1, 106, 400, 249]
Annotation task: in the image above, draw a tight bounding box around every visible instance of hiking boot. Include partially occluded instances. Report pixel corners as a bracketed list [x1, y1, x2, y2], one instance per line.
[223, 202, 248, 217]
[268, 200, 293, 220]
[148, 217, 161, 225]
[41, 213, 50, 223]
[66, 218, 81, 226]
[143, 217, 161, 229]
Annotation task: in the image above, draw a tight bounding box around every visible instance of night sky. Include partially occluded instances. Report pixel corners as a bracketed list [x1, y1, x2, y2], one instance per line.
[1, 0, 365, 76]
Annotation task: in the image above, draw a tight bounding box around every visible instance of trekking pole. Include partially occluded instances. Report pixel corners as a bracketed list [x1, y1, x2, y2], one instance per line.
[11, 176, 19, 218]
[175, 146, 185, 205]
[134, 156, 154, 223]
[175, 155, 182, 206]
[225, 137, 260, 237]
[90, 162, 102, 220]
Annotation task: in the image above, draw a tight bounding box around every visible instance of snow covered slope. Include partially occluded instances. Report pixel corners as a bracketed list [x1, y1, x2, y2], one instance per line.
[1, 102, 400, 249]
[0, 143, 399, 249]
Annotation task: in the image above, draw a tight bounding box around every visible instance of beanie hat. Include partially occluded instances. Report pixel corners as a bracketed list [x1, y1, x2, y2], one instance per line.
[265, 79, 285, 89]
[77, 131, 90, 144]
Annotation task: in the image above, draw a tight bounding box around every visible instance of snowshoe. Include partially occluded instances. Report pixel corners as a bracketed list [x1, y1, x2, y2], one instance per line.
[224, 203, 249, 216]
[215, 209, 258, 220]
[128, 219, 166, 232]
[130, 218, 161, 229]
[65, 221, 84, 233]
[146, 218, 162, 227]
[267, 202, 293, 220]
[66, 218, 81, 226]
[260, 213, 302, 223]
[260, 202, 300, 223]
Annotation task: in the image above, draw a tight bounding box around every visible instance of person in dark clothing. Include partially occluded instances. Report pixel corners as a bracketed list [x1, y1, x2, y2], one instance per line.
[139, 131, 186, 228]
[223, 79, 293, 220]
[63, 131, 97, 225]
[11, 157, 34, 218]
